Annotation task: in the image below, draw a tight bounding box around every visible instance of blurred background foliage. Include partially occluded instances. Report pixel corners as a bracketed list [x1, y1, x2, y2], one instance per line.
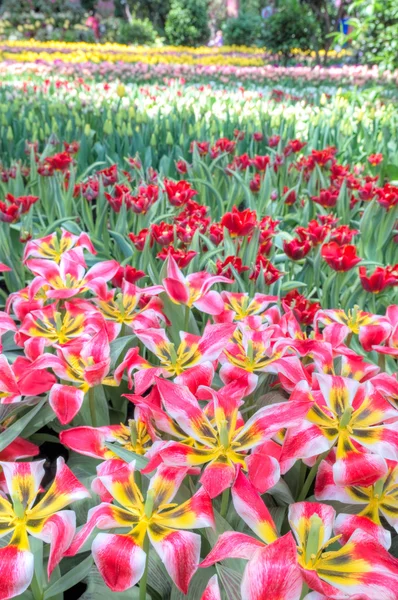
[0, 0, 396, 69]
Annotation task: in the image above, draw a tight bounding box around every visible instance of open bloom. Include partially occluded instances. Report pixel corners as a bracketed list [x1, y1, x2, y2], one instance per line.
[316, 450, 398, 549]
[280, 374, 398, 486]
[93, 279, 164, 332]
[23, 229, 96, 263]
[154, 378, 310, 498]
[26, 254, 119, 300]
[27, 328, 116, 423]
[0, 458, 89, 600]
[321, 243, 361, 272]
[115, 322, 236, 394]
[60, 418, 154, 461]
[202, 476, 398, 600]
[163, 255, 233, 315]
[220, 206, 257, 237]
[315, 308, 391, 352]
[219, 323, 303, 394]
[66, 461, 214, 593]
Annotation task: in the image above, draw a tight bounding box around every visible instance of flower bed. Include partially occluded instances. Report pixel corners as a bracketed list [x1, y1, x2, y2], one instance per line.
[0, 71, 397, 600]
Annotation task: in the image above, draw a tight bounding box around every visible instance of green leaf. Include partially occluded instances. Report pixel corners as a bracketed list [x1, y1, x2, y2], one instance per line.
[0, 397, 48, 452]
[217, 564, 243, 600]
[44, 555, 94, 599]
[104, 442, 150, 471]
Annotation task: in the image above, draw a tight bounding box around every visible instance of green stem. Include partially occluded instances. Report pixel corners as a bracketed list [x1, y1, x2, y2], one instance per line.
[378, 352, 386, 371]
[220, 487, 230, 518]
[89, 386, 97, 427]
[300, 582, 309, 600]
[139, 535, 150, 600]
[184, 305, 190, 333]
[297, 450, 330, 502]
[296, 461, 307, 500]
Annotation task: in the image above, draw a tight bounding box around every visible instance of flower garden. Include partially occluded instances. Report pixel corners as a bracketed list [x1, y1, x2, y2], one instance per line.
[0, 32, 397, 600]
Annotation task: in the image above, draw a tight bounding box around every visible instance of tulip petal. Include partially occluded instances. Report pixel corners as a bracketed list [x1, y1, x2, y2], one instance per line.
[201, 574, 222, 600]
[334, 514, 391, 549]
[0, 546, 34, 600]
[241, 533, 302, 600]
[28, 510, 76, 577]
[29, 457, 89, 520]
[158, 486, 215, 530]
[92, 533, 146, 591]
[200, 460, 235, 499]
[0, 460, 45, 510]
[148, 524, 200, 594]
[231, 470, 278, 544]
[49, 384, 85, 424]
[200, 531, 264, 567]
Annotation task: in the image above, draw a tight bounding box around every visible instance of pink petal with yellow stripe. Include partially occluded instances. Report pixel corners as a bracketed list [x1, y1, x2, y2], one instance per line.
[28, 457, 89, 520]
[0, 460, 45, 510]
[148, 525, 201, 594]
[334, 514, 391, 549]
[28, 510, 76, 576]
[232, 470, 278, 544]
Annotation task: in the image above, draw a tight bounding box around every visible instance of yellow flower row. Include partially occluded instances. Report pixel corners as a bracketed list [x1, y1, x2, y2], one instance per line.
[0, 40, 347, 65]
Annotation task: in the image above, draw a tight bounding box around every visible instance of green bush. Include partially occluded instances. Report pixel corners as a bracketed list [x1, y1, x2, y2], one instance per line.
[342, 0, 398, 71]
[116, 18, 157, 45]
[165, 0, 210, 46]
[261, 0, 317, 63]
[223, 12, 264, 46]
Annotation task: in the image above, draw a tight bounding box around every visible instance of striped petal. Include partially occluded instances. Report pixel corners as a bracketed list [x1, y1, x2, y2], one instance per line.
[334, 514, 391, 549]
[200, 460, 236, 499]
[156, 378, 216, 444]
[49, 384, 85, 424]
[0, 460, 45, 510]
[65, 502, 137, 556]
[312, 530, 398, 599]
[241, 533, 302, 600]
[157, 486, 215, 530]
[96, 460, 143, 511]
[147, 464, 188, 510]
[201, 574, 222, 600]
[92, 533, 147, 592]
[333, 452, 388, 487]
[234, 400, 312, 451]
[201, 531, 264, 567]
[28, 457, 89, 519]
[246, 448, 280, 494]
[0, 546, 34, 600]
[59, 425, 119, 459]
[232, 470, 278, 544]
[28, 510, 76, 576]
[160, 442, 219, 468]
[148, 524, 201, 594]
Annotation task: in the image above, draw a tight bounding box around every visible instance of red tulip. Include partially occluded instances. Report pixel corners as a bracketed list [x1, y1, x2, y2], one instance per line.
[359, 266, 398, 294]
[321, 242, 361, 271]
[368, 153, 383, 166]
[164, 179, 197, 207]
[45, 152, 73, 171]
[221, 206, 257, 238]
[283, 238, 312, 260]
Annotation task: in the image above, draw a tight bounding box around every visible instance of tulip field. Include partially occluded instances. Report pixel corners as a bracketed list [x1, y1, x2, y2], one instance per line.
[0, 42, 397, 600]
